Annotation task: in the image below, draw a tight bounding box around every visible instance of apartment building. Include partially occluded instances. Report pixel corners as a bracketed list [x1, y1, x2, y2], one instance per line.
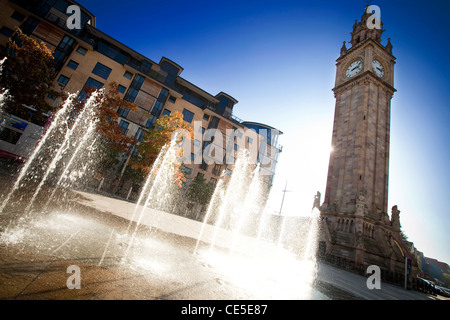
[0, 0, 282, 192]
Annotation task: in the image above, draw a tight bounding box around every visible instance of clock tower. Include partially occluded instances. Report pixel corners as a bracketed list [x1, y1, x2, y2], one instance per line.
[322, 8, 396, 216]
[318, 6, 417, 280]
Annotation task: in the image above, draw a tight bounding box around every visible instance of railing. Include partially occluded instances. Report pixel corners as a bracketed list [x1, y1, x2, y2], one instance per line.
[204, 104, 217, 112]
[230, 113, 243, 124]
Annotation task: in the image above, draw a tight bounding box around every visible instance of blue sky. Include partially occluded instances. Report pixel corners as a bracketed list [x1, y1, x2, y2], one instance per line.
[77, 0, 450, 264]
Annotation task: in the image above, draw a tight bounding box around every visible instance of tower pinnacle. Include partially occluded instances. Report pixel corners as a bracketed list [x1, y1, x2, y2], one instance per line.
[350, 5, 384, 47]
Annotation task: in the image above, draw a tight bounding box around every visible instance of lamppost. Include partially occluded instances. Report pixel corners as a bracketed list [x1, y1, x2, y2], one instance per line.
[278, 180, 291, 215]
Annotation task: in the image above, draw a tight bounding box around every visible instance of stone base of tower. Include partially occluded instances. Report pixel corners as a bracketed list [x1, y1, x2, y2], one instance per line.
[317, 210, 418, 288]
[355, 248, 365, 267]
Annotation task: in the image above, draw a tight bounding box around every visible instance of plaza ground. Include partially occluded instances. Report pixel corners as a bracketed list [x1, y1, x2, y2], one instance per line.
[0, 188, 446, 300]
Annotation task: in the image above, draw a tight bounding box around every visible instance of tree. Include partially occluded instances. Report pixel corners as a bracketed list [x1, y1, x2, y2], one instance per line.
[441, 273, 450, 288]
[186, 174, 215, 206]
[80, 82, 138, 176]
[131, 110, 194, 188]
[0, 28, 59, 125]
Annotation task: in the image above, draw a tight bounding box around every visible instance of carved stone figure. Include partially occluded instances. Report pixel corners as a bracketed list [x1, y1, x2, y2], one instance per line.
[390, 205, 401, 230]
[385, 38, 393, 54]
[340, 41, 347, 56]
[355, 192, 365, 216]
[312, 191, 321, 210]
[355, 219, 364, 248]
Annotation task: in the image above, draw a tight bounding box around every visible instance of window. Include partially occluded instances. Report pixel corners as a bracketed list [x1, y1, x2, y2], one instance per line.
[225, 169, 232, 176]
[58, 36, 75, 51]
[126, 57, 140, 70]
[76, 46, 87, 55]
[67, 60, 79, 70]
[162, 109, 171, 116]
[125, 75, 144, 103]
[117, 85, 127, 94]
[118, 120, 129, 134]
[203, 114, 210, 121]
[20, 16, 40, 35]
[160, 60, 180, 86]
[217, 95, 234, 116]
[97, 39, 128, 65]
[168, 96, 176, 103]
[210, 178, 217, 186]
[145, 116, 157, 129]
[199, 161, 208, 171]
[0, 128, 22, 144]
[208, 116, 220, 129]
[199, 126, 205, 134]
[134, 128, 145, 142]
[92, 62, 112, 80]
[26, 0, 89, 35]
[182, 109, 194, 123]
[196, 172, 205, 181]
[78, 77, 104, 101]
[47, 93, 57, 102]
[123, 71, 133, 80]
[53, 35, 75, 70]
[151, 101, 164, 117]
[57, 74, 70, 86]
[0, 27, 14, 38]
[140, 60, 152, 75]
[117, 107, 130, 118]
[151, 88, 169, 117]
[11, 11, 26, 22]
[133, 75, 145, 88]
[193, 139, 201, 147]
[125, 88, 139, 103]
[212, 164, 222, 176]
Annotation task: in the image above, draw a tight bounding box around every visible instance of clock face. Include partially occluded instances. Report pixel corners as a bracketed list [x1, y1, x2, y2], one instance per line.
[372, 60, 384, 77]
[345, 60, 363, 78]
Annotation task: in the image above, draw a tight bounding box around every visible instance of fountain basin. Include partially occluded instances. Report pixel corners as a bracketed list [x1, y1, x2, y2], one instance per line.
[0, 189, 328, 300]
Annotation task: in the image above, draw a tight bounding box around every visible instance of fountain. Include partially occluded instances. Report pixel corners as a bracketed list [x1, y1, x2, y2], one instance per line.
[0, 85, 324, 299]
[122, 136, 182, 263]
[188, 150, 321, 299]
[0, 58, 9, 128]
[0, 91, 101, 219]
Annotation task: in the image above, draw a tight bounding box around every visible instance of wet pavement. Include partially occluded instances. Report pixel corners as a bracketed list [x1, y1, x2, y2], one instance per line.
[0, 189, 445, 300]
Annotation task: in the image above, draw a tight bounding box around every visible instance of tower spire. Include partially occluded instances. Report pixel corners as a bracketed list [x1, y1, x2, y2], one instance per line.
[349, 3, 384, 47]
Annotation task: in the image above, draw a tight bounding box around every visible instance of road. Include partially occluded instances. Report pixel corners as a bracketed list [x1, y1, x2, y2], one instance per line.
[315, 262, 443, 300]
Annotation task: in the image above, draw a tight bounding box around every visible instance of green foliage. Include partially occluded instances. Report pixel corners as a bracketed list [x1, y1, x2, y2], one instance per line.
[441, 273, 450, 288]
[186, 175, 215, 206]
[400, 230, 408, 241]
[94, 136, 121, 176]
[123, 164, 145, 184]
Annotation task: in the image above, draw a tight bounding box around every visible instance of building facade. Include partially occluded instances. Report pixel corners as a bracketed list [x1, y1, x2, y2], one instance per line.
[0, 0, 282, 199]
[318, 7, 418, 285]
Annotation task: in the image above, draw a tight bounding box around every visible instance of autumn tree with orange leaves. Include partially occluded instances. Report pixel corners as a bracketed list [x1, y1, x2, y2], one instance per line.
[93, 82, 137, 152]
[75, 82, 138, 176]
[131, 111, 194, 188]
[0, 28, 60, 125]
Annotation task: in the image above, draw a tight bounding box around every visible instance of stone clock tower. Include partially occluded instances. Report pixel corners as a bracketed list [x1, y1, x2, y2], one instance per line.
[318, 6, 418, 282]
